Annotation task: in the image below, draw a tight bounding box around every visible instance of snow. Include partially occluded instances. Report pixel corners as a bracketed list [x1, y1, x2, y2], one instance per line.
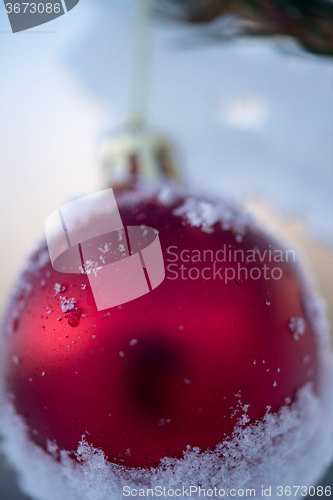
[115, 182, 253, 243]
[289, 317, 307, 341]
[1, 353, 333, 500]
[173, 196, 250, 239]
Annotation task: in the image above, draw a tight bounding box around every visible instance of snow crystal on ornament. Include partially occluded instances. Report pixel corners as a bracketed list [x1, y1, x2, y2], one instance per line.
[1, 354, 333, 500]
[59, 297, 76, 313]
[172, 196, 251, 240]
[54, 283, 67, 295]
[173, 198, 220, 233]
[289, 317, 307, 341]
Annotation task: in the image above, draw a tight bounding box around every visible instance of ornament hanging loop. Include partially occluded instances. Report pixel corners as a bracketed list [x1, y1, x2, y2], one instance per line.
[101, 0, 181, 190]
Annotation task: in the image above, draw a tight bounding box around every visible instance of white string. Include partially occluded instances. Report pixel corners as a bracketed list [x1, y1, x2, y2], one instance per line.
[127, 0, 155, 131]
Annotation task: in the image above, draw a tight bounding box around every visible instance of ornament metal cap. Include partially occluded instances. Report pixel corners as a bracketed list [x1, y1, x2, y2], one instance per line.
[100, 127, 181, 190]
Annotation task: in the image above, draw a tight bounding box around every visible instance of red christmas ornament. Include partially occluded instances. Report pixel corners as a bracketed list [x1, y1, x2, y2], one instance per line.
[0, 185, 321, 470]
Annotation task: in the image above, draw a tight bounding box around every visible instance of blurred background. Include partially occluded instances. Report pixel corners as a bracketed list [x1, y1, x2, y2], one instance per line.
[0, 0, 333, 497]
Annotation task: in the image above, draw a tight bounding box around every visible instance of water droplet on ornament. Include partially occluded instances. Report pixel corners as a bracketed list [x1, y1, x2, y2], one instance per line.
[67, 309, 82, 327]
[129, 339, 138, 346]
[42, 371, 45, 376]
[119, 351, 125, 357]
[273, 381, 277, 387]
[303, 355, 311, 364]
[266, 300, 271, 306]
[234, 278, 243, 286]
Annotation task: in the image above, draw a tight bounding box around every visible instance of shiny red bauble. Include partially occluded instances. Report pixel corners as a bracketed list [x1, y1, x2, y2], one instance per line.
[1, 186, 318, 468]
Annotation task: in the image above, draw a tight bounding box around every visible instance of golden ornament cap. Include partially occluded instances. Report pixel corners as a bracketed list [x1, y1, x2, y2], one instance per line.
[100, 127, 181, 190]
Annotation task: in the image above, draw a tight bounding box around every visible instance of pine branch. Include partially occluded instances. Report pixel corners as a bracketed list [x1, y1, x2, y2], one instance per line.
[157, 0, 333, 56]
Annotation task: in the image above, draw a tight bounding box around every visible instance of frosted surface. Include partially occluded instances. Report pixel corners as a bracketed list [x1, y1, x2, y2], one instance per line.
[1, 354, 333, 500]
